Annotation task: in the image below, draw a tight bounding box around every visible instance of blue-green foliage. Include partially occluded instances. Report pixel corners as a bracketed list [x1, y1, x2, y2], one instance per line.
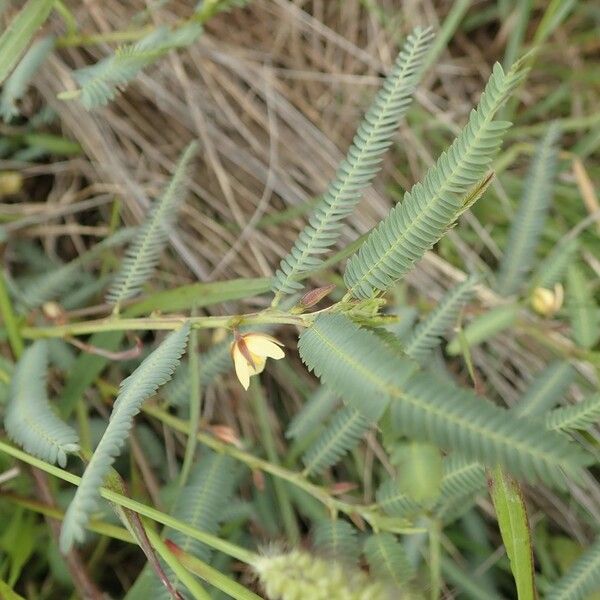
[20, 228, 135, 308]
[72, 24, 202, 109]
[299, 314, 590, 488]
[344, 60, 527, 299]
[272, 27, 434, 297]
[286, 387, 340, 440]
[404, 275, 478, 362]
[302, 406, 371, 474]
[5, 342, 79, 467]
[514, 360, 576, 417]
[496, 124, 561, 295]
[106, 143, 196, 306]
[546, 394, 600, 432]
[566, 265, 600, 349]
[546, 536, 600, 600]
[0, 36, 54, 121]
[59, 324, 190, 552]
[364, 533, 414, 586]
[313, 519, 360, 565]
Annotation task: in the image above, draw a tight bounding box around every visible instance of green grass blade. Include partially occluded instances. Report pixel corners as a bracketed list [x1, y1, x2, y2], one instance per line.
[490, 466, 536, 600]
[0, 0, 55, 85]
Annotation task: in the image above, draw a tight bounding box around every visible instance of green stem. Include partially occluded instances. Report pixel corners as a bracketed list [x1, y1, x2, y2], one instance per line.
[2, 493, 134, 543]
[142, 405, 407, 532]
[429, 519, 442, 600]
[166, 539, 263, 600]
[0, 438, 258, 565]
[146, 530, 212, 600]
[179, 327, 201, 487]
[21, 311, 309, 339]
[7, 493, 222, 599]
[0, 270, 24, 357]
[249, 380, 300, 545]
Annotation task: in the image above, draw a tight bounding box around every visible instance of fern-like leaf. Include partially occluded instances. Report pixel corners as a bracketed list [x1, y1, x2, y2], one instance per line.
[20, 227, 135, 308]
[546, 394, 600, 432]
[566, 265, 600, 349]
[433, 456, 487, 522]
[513, 360, 576, 417]
[139, 451, 239, 600]
[395, 371, 588, 489]
[299, 314, 590, 488]
[0, 36, 54, 121]
[404, 275, 478, 362]
[5, 342, 79, 467]
[436, 456, 486, 504]
[344, 60, 527, 298]
[313, 519, 360, 565]
[302, 406, 371, 474]
[364, 533, 414, 586]
[298, 314, 417, 421]
[532, 237, 578, 290]
[271, 27, 434, 298]
[106, 143, 196, 307]
[546, 536, 600, 600]
[376, 455, 485, 518]
[59, 323, 190, 552]
[72, 24, 201, 109]
[286, 386, 340, 440]
[496, 124, 561, 295]
[446, 303, 518, 356]
[375, 477, 420, 518]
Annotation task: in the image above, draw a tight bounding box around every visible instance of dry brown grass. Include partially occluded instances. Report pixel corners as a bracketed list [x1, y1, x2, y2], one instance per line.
[3, 0, 599, 549]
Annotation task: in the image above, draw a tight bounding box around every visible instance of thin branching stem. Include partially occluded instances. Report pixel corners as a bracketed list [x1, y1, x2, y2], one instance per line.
[142, 405, 415, 533]
[0, 438, 258, 565]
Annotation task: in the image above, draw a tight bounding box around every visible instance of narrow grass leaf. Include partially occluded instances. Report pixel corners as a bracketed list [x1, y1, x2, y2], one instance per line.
[490, 466, 536, 600]
[0, 0, 54, 85]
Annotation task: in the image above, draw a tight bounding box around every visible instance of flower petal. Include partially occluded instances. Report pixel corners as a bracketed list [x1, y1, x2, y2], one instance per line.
[232, 345, 251, 390]
[250, 354, 267, 375]
[245, 335, 285, 360]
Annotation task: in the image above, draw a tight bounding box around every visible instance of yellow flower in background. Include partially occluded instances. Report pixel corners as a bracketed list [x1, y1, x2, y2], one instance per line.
[231, 333, 285, 390]
[531, 283, 564, 317]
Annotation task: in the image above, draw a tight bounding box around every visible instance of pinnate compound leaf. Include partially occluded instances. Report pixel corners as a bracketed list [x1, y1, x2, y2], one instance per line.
[344, 59, 527, 298]
[566, 265, 600, 349]
[272, 27, 434, 297]
[364, 533, 414, 586]
[496, 124, 561, 295]
[72, 24, 202, 109]
[514, 360, 576, 418]
[302, 406, 371, 474]
[313, 519, 360, 565]
[59, 323, 190, 552]
[404, 275, 478, 362]
[5, 342, 79, 468]
[546, 536, 600, 600]
[546, 394, 600, 432]
[106, 143, 196, 306]
[299, 314, 590, 488]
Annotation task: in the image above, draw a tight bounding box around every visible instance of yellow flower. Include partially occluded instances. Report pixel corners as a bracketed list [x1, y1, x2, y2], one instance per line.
[230, 333, 285, 390]
[531, 283, 564, 317]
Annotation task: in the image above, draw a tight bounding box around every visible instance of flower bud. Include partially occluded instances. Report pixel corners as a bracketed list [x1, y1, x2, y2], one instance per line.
[531, 284, 563, 317]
